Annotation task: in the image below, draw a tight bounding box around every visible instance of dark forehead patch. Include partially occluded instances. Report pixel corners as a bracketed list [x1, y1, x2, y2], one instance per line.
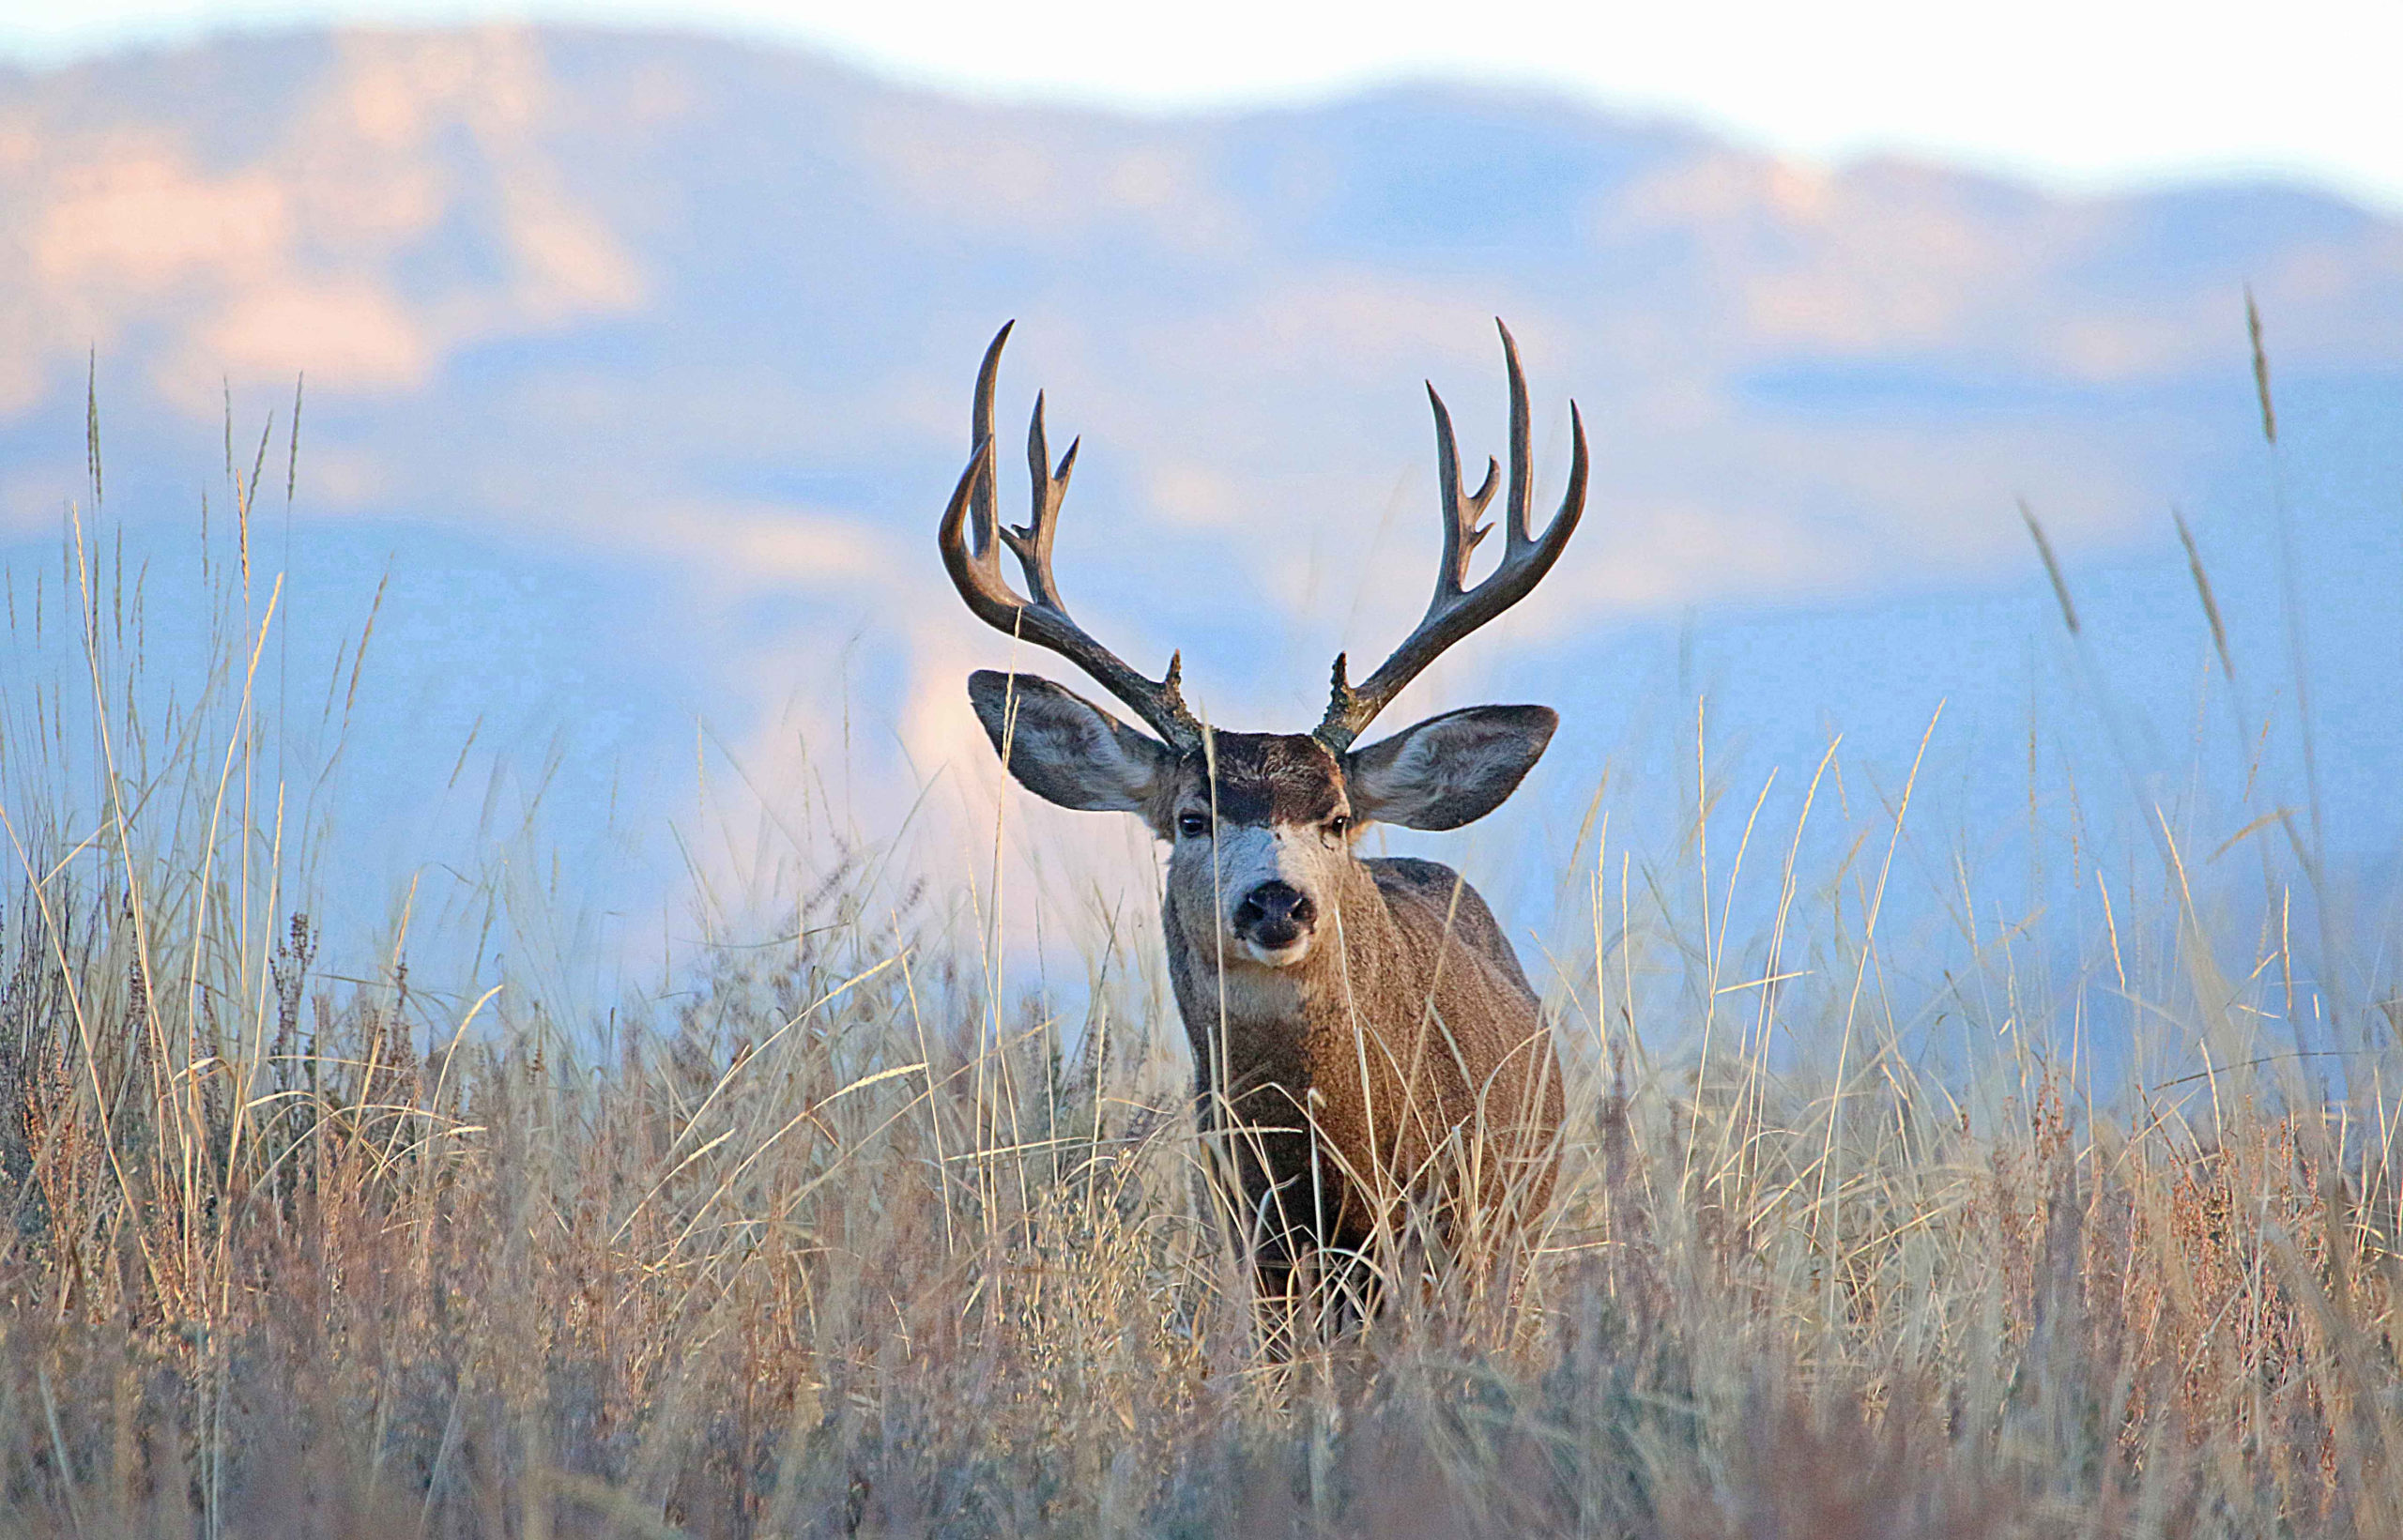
[1182, 733, 1345, 825]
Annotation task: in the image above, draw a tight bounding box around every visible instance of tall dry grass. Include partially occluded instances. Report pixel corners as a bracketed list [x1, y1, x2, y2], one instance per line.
[2, 385, 2398, 1538]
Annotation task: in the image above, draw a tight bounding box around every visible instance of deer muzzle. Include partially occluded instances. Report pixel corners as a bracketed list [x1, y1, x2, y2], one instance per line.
[1232, 878, 1317, 966]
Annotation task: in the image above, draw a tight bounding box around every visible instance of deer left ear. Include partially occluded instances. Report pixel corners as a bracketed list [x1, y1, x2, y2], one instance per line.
[967, 669, 1174, 817]
[1345, 705, 1557, 831]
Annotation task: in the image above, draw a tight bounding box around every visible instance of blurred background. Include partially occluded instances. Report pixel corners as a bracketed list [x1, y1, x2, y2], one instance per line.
[2, 2, 2398, 1016]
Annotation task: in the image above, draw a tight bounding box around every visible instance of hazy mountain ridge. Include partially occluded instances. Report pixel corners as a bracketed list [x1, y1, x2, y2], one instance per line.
[2, 25, 2398, 959]
[8, 29, 2397, 598]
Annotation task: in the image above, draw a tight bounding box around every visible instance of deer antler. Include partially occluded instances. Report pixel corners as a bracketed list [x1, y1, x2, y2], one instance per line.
[1314, 319, 1588, 754]
[939, 322, 1204, 752]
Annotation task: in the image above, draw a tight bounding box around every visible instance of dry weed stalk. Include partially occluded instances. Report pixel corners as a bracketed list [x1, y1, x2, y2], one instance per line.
[2, 395, 2399, 1538]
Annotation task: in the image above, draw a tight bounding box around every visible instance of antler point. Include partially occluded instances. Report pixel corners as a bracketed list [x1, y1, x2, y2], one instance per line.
[946, 322, 1202, 752]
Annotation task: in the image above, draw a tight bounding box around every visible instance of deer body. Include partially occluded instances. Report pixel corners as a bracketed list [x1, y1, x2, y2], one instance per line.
[940, 321, 1587, 1338]
[1152, 744, 1563, 1292]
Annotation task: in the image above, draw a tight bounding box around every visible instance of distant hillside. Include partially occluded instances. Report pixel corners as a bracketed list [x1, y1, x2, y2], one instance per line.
[8, 29, 2399, 599]
[3, 26, 2398, 959]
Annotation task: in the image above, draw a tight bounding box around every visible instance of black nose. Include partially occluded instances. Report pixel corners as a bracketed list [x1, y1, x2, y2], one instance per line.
[1234, 880, 1317, 948]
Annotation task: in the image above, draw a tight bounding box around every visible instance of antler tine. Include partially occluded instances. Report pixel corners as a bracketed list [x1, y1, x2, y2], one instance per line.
[997, 391, 1077, 610]
[1316, 319, 1590, 754]
[968, 320, 1009, 551]
[1426, 383, 1501, 599]
[1500, 318, 1535, 544]
[938, 322, 1202, 751]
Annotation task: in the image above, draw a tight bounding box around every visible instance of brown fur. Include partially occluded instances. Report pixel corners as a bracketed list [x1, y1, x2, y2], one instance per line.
[1154, 734, 1564, 1327]
[961, 674, 1564, 1338]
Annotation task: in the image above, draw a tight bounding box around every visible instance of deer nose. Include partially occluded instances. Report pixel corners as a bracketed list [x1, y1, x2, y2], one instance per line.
[1234, 880, 1316, 948]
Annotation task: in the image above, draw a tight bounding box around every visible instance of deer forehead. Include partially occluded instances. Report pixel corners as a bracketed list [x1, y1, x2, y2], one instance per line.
[1174, 733, 1347, 826]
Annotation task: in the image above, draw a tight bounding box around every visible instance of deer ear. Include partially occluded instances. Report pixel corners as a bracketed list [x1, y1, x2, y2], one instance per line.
[1346, 705, 1557, 831]
[968, 670, 1175, 818]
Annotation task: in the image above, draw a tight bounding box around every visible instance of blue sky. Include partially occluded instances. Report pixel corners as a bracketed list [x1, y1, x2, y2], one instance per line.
[4, 0, 2400, 213]
[1, 9, 2393, 1007]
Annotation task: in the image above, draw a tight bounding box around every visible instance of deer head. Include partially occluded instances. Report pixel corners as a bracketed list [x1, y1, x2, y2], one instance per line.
[939, 320, 1587, 970]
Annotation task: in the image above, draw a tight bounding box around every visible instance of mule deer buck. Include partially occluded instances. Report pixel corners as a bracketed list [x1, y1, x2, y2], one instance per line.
[940, 320, 1584, 1343]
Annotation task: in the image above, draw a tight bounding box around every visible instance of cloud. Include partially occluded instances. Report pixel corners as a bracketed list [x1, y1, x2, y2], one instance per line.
[2, 27, 648, 419]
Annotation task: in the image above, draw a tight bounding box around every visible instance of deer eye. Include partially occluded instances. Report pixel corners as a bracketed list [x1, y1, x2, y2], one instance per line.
[1326, 815, 1351, 839]
[1177, 812, 1210, 839]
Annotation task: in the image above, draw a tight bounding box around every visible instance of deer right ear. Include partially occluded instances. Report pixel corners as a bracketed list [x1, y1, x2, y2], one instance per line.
[968, 670, 1175, 819]
[1346, 704, 1557, 831]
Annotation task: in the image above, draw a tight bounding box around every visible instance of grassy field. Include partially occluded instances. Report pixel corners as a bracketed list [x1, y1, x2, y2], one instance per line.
[2, 402, 2398, 1538]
